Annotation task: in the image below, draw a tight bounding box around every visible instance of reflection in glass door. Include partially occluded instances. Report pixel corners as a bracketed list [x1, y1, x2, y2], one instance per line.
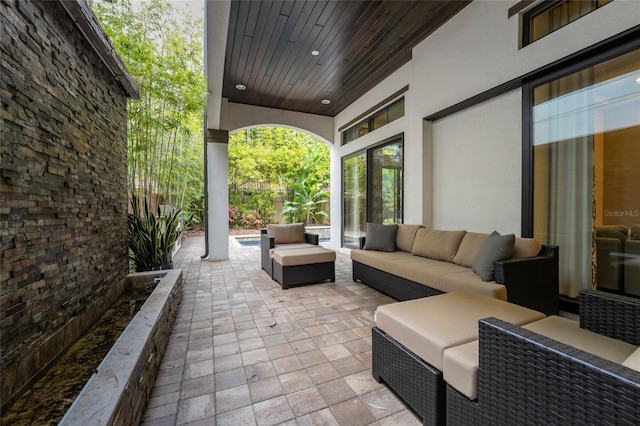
[343, 153, 366, 248]
[370, 141, 403, 225]
[531, 48, 640, 298]
[342, 136, 404, 248]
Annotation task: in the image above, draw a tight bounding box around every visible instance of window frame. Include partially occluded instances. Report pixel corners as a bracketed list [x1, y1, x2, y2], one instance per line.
[521, 31, 640, 236]
[341, 98, 405, 145]
[341, 133, 405, 248]
[522, 0, 613, 47]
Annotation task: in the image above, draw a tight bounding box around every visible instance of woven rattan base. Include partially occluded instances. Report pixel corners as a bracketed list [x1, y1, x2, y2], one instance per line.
[353, 261, 443, 301]
[372, 327, 445, 426]
[272, 260, 335, 289]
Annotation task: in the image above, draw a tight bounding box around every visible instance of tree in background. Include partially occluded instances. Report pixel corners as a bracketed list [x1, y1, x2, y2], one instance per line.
[91, 0, 206, 225]
[228, 128, 330, 227]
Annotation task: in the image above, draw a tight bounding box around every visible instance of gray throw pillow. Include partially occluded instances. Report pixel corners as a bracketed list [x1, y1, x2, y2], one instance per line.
[472, 231, 515, 282]
[363, 222, 398, 252]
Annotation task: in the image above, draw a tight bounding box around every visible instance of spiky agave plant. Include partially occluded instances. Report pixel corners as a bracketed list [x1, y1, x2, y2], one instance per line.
[128, 192, 182, 272]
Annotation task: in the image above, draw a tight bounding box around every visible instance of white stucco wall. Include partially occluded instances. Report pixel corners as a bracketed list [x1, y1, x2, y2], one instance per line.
[220, 100, 334, 144]
[331, 0, 639, 243]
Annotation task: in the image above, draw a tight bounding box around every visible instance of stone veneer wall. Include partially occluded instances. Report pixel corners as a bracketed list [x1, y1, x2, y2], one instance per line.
[1, 1, 131, 407]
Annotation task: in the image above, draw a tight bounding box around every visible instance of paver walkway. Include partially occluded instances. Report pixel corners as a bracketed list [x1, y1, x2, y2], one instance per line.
[141, 236, 421, 425]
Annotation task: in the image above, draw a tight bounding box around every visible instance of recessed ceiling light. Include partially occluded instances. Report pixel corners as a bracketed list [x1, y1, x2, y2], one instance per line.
[235, 84, 247, 91]
[311, 50, 319, 56]
[321, 99, 330, 105]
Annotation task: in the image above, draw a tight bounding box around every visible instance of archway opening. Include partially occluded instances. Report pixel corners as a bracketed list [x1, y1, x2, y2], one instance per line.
[228, 126, 331, 237]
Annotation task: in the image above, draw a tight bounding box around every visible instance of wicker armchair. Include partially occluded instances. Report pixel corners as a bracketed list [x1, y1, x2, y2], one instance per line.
[447, 290, 640, 426]
[260, 228, 319, 277]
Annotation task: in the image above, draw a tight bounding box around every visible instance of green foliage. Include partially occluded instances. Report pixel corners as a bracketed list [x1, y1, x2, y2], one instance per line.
[92, 0, 206, 225]
[128, 192, 182, 272]
[228, 128, 330, 227]
[281, 179, 329, 225]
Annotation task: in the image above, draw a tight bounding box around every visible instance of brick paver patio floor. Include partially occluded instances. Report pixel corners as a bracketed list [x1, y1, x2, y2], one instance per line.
[140, 236, 421, 425]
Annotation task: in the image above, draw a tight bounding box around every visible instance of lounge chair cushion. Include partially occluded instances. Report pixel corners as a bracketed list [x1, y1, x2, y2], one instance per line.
[452, 232, 490, 268]
[623, 347, 640, 372]
[443, 340, 479, 399]
[272, 247, 335, 267]
[363, 222, 398, 252]
[269, 243, 317, 258]
[267, 223, 306, 244]
[396, 224, 424, 253]
[523, 316, 638, 364]
[472, 232, 515, 281]
[412, 229, 467, 262]
[444, 315, 639, 401]
[375, 291, 545, 371]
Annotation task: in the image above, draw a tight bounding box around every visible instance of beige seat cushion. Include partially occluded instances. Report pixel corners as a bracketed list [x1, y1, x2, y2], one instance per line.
[411, 229, 467, 262]
[351, 249, 508, 300]
[273, 247, 335, 267]
[452, 232, 490, 267]
[396, 224, 424, 253]
[269, 243, 316, 258]
[375, 291, 545, 371]
[443, 340, 479, 399]
[444, 315, 639, 401]
[523, 316, 637, 364]
[623, 347, 640, 372]
[267, 223, 306, 244]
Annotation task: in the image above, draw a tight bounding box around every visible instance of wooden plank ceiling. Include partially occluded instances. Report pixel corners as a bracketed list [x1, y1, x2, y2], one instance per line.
[223, 0, 470, 117]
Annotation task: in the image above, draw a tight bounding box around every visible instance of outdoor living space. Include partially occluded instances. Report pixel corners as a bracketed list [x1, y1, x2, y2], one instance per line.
[141, 236, 421, 425]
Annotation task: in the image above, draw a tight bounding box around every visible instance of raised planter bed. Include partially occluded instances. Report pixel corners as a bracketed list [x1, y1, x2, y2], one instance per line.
[59, 269, 182, 425]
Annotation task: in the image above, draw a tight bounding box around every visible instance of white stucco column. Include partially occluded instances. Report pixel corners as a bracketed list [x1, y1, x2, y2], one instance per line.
[207, 129, 229, 261]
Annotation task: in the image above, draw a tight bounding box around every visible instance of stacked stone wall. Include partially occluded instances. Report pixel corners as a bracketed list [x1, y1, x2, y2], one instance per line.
[1, 0, 130, 407]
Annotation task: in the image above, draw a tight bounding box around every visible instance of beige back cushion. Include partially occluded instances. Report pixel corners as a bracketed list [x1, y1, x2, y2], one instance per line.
[513, 238, 542, 259]
[396, 224, 424, 252]
[622, 347, 640, 372]
[412, 229, 467, 262]
[267, 223, 306, 244]
[452, 232, 490, 268]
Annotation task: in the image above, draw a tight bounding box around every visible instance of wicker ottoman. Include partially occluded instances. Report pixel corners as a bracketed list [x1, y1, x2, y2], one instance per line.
[272, 247, 336, 289]
[373, 291, 545, 425]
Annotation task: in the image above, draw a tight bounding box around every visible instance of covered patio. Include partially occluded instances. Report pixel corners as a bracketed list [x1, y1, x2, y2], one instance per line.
[140, 236, 419, 425]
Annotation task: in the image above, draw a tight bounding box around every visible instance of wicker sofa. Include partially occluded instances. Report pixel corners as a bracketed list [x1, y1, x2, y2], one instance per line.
[352, 224, 559, 315]
[446, 290, 640, 426]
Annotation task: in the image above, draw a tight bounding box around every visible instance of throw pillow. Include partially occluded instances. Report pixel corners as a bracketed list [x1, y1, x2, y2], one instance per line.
[363, 222, 398, 252]
[472, 231, 515, 282]
[452, 232, 490, 267]
[395, 224, 424, 252]
[512, 237, 542, 259]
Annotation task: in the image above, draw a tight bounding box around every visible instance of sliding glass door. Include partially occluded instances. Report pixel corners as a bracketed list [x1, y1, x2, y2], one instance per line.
[342, 136, 404, 248]
[530, 48, 640, 298]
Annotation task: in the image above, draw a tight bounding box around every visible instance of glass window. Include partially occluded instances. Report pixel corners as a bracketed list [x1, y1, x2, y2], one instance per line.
[341, 98, 404, 145]
[387, 100, 404, 122]
[531, 48, 640, 298]
[524, 0, 612, 46]
[372, 111, 388, 130]
[343, 152, 367, 248]
[357, 121, 369, 138]
[342, 136, 404, 248]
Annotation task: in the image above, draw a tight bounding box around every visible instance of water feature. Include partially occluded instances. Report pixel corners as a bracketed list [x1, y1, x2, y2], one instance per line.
[1, 289, 149, 425]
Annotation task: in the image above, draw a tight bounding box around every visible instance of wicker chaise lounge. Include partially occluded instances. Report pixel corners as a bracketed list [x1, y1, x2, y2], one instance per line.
[447, 290, 640, 426]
